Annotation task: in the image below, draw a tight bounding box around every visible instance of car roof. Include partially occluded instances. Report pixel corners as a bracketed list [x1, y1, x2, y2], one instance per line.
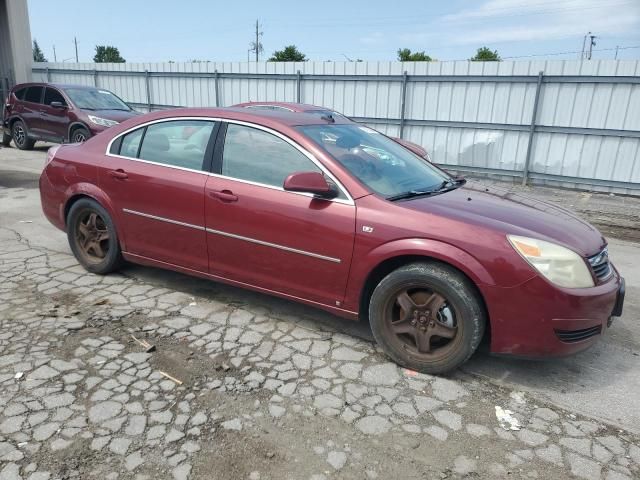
[11, 82, 98, 91]
[137, 106, 353, 129]
[232, 101, 329, 112]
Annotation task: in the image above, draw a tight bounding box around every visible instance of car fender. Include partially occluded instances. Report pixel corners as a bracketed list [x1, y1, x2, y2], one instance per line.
[343, 237, 497, 314]
[5, 113, 27, 131]
[62, 182, 128, 251]
[361, 237, 496, 287]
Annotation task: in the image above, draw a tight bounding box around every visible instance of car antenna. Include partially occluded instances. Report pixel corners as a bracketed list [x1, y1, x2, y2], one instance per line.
[320, 114, 335, 123]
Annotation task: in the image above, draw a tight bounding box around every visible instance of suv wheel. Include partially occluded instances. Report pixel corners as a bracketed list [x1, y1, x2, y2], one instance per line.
[369, 262, 486, 375]
[67, 198, 124, 274]
[71, 127, 90, 143]
[12, 120, 35, 150]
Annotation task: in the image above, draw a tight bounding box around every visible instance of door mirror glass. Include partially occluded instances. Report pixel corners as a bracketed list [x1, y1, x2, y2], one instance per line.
[283, 171, 337, 199]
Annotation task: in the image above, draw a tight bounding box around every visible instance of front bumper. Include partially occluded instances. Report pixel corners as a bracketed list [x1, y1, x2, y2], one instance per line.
[481, 268, 624, 357]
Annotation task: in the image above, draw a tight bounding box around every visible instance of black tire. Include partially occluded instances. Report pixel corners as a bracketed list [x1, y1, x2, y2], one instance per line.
[1, 132, 11, 147]
[369, 262, 485, 375]
[67, 198, 124, 274]
[71, 127, 91, 143]
[12, 120, 35, 150]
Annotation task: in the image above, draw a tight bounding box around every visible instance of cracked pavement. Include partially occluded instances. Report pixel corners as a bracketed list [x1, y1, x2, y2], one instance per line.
[0, 146, 639, 479]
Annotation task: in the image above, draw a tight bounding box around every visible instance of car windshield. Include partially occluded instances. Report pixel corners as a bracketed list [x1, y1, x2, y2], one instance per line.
[298, 124, 450, 199]
[63, 87, 131, 111]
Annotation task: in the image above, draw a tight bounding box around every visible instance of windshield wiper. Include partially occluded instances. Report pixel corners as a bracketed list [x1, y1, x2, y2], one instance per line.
[387, 177, 466, 202]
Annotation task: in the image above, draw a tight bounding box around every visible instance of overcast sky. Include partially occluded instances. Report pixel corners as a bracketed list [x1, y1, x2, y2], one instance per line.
[28, 0, 640, 63]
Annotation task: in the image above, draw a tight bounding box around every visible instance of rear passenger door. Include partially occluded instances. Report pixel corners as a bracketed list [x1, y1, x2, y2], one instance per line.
[19, 86, 44, 137]
[101, 119, 218, 272]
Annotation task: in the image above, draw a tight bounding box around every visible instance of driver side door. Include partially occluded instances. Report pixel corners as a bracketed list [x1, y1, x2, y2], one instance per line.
[204, 123, 357, 307]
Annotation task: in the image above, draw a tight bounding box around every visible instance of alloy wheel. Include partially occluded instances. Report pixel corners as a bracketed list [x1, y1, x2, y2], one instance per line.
[14, 125, 26, 147]
[75, 210, 110, 265]
[74, 131, 86, 142]
[384, 287, 460, 359]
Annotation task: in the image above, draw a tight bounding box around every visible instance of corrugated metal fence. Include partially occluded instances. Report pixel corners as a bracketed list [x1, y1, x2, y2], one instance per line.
[31, 60, 640, 194]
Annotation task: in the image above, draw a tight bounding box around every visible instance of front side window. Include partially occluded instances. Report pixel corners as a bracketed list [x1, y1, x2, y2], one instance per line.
[121, 120, 216, 170]
[299, 124, 449, 198]
[222, 124, 323, 189]
[63, 87, 131, 111]
[43, 88, 67, 106]
[24, 86, 43, 104]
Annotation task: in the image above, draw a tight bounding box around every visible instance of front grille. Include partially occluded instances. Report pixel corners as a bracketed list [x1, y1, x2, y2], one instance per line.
[587, 247, 612, 282]
[555, 325, 602, 343]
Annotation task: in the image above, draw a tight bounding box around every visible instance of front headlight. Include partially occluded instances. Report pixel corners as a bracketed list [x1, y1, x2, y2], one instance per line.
[88, 115, 119, 127]
[507, 235, 594, 288]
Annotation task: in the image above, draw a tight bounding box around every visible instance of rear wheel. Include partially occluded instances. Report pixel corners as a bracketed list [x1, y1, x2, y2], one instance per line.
[12, 120, 35, 150]
[369, 262, 485, 375]
[67, 198, 123, 274]
[71, 127, 90, 143]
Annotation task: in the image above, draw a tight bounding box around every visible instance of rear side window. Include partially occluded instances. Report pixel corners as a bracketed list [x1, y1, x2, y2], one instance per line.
[119, 129, 144, 158]
[138, 120, 215, 170]
[43, 88, 67, 106]
[13, 88, 27, 100]
[24, 86, 43, 104]
[113, 120, 216, 171]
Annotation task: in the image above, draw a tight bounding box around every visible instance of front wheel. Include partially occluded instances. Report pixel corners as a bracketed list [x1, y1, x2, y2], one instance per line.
[71, 127, 91, 143]
[67, 198, 123, 274]
[369, 262, 486, 375]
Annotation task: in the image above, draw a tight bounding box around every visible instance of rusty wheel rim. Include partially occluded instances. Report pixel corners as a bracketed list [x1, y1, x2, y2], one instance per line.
[75, 210, 110, 264]
[383, 286, 461, 360]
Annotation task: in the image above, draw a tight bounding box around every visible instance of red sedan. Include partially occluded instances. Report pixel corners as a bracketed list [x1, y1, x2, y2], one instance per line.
[39, 107, 625, 374]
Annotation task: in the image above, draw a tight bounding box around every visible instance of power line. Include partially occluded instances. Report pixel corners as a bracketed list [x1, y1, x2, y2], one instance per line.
[500, 45, 640, 60]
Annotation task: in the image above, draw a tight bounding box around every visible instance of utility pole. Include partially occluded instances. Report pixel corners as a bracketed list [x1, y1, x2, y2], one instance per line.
[580, 32, 590, 59]
[74, 37, 78, 62]
[255, 20, 259, 62]
[615, 45, 619, 60]
[53, 45, 57, 62]
[588, 33, 597, 60]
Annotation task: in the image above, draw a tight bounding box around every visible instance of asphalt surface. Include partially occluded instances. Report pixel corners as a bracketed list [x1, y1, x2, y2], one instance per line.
[0, 143, 638, 480]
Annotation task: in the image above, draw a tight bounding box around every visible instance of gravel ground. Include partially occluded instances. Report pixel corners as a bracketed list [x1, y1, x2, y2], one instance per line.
[0, 144, 639, 479]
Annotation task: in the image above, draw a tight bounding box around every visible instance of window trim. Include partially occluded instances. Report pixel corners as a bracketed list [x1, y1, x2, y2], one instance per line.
[105, 116, 354, 206]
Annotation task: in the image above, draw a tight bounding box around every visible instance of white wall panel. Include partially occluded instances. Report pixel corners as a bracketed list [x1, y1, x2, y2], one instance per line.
[31, 60, 640, 192]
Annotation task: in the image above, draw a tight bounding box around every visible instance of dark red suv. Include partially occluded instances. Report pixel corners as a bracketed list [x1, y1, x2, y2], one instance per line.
[2, 82, 139, 149]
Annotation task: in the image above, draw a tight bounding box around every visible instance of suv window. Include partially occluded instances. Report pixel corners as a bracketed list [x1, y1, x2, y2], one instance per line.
[13, 88, 27, 100]
[24, 86, 43, 104]
[120, 120, 215, 171]
[43, 88, 67, 106]
[222, 124, 324, 189]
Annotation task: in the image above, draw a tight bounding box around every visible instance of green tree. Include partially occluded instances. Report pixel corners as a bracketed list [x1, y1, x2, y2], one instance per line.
[32, 40, 47, 62]
[268, 45, 307, 62]
[397, 48, 432, 61]
[93, 45, 126, 63]
[470, 46, 501, 61]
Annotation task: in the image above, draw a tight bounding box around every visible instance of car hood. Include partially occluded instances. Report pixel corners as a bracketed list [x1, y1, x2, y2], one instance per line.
[400, 182, 606, 256]
[85, 109, 141, 122]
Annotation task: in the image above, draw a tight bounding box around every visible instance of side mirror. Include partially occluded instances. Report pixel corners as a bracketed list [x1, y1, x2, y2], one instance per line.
[283, 171, 338, 199]
[50, 101, 66, 109]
